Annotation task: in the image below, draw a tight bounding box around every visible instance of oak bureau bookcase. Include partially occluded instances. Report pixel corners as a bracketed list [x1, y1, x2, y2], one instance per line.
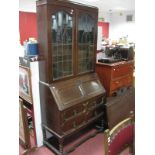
[36, 0, 106, 154]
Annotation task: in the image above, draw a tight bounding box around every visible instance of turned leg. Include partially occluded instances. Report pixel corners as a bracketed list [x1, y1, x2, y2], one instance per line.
[42, 126, 46, 140]
[100, 118, 105, 131]
[59, 138, 64, 155]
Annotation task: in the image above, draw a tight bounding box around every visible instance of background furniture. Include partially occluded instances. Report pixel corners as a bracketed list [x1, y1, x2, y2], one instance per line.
[96, 60, 134, 96]
[19, 98, 31, 149]
[19, 63, 37, 147]
[19, 98, 38, 155]
[104, 87, 135, 129]
[104, 113, 134, 155]
[37, 0, 106, 154]
[19, 57, 43, 147]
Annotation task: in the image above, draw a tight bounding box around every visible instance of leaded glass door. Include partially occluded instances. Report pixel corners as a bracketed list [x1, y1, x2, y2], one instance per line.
[51, 10, 74, 80]
[77, 13, 96, 74]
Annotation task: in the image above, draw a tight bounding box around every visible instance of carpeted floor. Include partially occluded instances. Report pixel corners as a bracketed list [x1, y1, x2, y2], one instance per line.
[19, 133, 132, 155]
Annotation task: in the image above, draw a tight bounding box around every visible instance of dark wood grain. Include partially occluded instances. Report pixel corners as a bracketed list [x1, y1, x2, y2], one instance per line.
[105, 87, 135, 129]
[37, 0, 106, 154]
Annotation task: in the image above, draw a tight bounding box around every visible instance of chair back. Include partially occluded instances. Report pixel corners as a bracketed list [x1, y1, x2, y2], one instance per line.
[104, 112, 134, 155]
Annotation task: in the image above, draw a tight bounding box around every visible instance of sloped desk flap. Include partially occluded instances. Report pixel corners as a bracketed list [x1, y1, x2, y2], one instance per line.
[49, 73, 106, 111]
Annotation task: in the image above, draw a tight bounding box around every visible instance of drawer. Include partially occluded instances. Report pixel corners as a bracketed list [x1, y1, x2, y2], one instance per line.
[62, 114, 85, 133]
[62, 108, 74, 120]
[86, 107, 104, 121]
[62, 104, 85, 120]
[124, 75, 133, 86]
[61, 119, 75, 133]
[87, 96, 104, 111]
[75, 113, 86, 127]
[86, 110, 96, 120]
[87, 100, 96, 110]
[112, 64, 134, 79]
[110, 75, 133, 91]
[76, 104, 85, 114]
[96, 96, 104, 105]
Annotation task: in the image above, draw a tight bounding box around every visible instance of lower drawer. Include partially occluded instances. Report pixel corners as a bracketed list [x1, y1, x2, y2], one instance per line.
[61, 106, 104, 134]
[110, 74, 133, 91]
[61, 113, 85, 133]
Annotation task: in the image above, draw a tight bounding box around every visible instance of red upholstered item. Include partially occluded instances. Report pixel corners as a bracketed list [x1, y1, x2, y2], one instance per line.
[109, 124, 134, 155]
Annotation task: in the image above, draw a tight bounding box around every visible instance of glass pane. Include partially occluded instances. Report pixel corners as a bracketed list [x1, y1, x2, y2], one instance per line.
[51, 11, 73, 80]
[78, 14, 95, 74]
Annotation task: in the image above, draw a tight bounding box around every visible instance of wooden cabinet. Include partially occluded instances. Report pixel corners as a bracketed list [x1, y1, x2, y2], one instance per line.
[96, 60, 134, 96]
[104, 87, 135, 129]
[37, 0, 106, 154]
[37, 0, 98, 83]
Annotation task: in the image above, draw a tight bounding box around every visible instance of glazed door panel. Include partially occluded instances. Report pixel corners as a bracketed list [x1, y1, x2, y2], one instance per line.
[50, 7, 75, 80]
[77, 11, 96, 74]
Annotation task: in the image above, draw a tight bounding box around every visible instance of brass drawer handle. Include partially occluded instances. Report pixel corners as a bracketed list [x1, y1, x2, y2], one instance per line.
[83, 109, 86, 113]
[116, 81, 120, 84]
[83, 102, 88, 107]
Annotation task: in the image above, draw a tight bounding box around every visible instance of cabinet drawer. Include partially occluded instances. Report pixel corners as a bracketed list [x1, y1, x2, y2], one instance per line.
[110, 75, 133, 91]
[75, 113, 85, 127]
[61, 119, 75, 133]
[96, 96, 104, 105]
[62, 109, 74, 120]
[62, 114, 85, 133]
[87, 96, 104, 110]
[62, 104, 84, 121]
[86, 110, 96, 120]
[87, 100, 96, 110]
[112, 64, 134, 79]
[86, 107, 104, 121]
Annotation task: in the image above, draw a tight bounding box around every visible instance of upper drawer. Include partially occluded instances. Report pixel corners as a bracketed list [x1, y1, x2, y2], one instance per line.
[112, 64, 134, 79]
[61, 95, 105, 122]
[62, 103, 85, 121]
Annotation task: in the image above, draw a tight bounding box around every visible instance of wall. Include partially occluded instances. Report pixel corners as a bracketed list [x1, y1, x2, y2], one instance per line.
[19, 0, 36, 12]
[19, 11, 38, 45]
[98, 22, 109, 38]
[97, 21, 109, 50]
[19, 0, 37, 45]
[109, 11, 135, 42]
[98, 11, 111, 23]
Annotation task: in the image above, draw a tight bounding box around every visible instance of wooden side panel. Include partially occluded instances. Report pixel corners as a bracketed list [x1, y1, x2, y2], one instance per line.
[105, 87, 135, 129]
[96, 64, 111, 95]
[39, 82, 62, 134]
